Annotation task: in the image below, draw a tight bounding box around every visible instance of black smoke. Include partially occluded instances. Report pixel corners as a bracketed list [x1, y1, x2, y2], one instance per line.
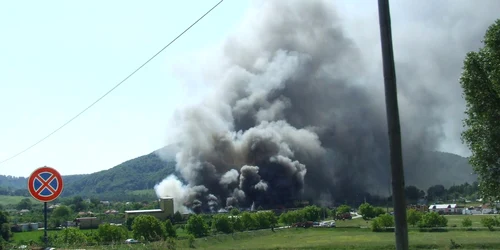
[154, 0, 500, 212]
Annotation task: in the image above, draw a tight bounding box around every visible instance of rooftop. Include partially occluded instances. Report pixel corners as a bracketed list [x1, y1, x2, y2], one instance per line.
[429, 204, 457, 209]
[125, 209, 163, 214]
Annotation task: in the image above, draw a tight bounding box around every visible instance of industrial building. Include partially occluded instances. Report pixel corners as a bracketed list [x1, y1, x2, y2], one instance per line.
[125, 196, 174, 221]
[428, 204, 460, 214]
[75, 217, 100, 229]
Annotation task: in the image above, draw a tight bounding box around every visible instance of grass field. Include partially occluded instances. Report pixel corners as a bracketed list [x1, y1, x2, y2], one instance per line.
[55, 228, 500, 250]
[10, 215, 500, 249]
[0, 195, 35, 206]
[187, 228, 500, 250]
[11, 227, 191, 244]
[335, 214, 496, 228]
[11, 229, 46, 243]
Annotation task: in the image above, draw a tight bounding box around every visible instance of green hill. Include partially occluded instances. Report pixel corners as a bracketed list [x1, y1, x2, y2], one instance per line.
[0, 174, 86, 196]
[62, 151, 177, 198]
[0, 147, 476, 202]
[406, 151, 477, 190]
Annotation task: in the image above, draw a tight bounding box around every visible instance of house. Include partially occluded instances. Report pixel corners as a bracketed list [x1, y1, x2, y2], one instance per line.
[481, 204, 497, 214]
[75, 217, 100, 229]
[428, 204, 458, 214]
[105, 209, 118, 214]
[18, 209, 30, 214]
[48, 204, 60, 210]
[125, 197, 174, 221]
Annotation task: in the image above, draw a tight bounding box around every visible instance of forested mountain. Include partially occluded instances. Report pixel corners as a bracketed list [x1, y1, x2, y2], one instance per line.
[0, 148, 475, 201]
[0, 174, 86, 195]
[405, 151, 477, 190]
[63, 151, 177, 197]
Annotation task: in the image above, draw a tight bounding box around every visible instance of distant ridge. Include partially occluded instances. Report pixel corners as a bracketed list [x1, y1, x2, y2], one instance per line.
[0, 147, 476, 201]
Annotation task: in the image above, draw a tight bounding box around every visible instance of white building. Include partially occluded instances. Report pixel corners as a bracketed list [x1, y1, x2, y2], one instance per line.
[428, 204, 458, 214]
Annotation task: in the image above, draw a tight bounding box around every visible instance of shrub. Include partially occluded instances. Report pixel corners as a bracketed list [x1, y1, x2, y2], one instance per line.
[131, 215, 165, 242]
[418, 212, 447, 228]
[187, 234, 195, 248]
[461, 217, 472, 228]
[480, 216, 499, 231]
[371, 214, 394, 232]
[407, 209, 422, 227]
[165, 220, 177, 238]
[186, 214, 209, 238]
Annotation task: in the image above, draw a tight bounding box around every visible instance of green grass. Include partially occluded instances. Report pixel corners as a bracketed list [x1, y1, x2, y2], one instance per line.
[11, 227, 500, 249]
[11, 227, 189, 244]
[11, 230, 45, 243]
[445, 214, 492, 227]
[184, 228, 500, 250]
[0, 195, 35, 206]
[336, 214, 498, 228]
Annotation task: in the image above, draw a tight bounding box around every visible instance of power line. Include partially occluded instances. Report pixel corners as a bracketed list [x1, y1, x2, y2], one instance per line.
[0, 0, 224, 165]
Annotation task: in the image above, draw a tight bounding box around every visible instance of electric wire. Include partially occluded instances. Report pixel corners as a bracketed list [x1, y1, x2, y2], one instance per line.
[0, 0, 224, 165]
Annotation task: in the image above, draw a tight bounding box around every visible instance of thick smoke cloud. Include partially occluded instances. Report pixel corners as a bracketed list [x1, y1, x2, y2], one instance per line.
[155, 0, 500, 212]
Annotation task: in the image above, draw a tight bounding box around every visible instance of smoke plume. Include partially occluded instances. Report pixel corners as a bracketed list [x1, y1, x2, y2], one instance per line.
[154, 0, 500, 212]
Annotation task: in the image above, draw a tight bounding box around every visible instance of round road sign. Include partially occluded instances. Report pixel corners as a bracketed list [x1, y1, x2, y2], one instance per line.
[27, 166, 64, 202]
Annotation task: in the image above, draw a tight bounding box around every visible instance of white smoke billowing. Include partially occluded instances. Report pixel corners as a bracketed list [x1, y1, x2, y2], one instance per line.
[154, 0, 500, 212]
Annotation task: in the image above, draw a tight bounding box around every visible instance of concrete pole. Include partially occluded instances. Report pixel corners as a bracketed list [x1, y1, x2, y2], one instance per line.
[377, 0, 409, 249]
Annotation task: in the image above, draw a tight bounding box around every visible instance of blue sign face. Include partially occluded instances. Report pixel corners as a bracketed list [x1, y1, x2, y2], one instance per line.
[33, 172, 59, 197]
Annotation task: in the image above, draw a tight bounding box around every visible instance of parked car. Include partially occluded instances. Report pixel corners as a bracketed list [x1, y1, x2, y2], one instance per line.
[319, 221, 336, 228]
[125, 239, 139, 244]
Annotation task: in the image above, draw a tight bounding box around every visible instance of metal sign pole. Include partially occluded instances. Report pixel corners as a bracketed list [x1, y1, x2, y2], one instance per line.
[27, 166, 64, 249]
[377, 0, 409, 249]
[44, 202, 48, 247]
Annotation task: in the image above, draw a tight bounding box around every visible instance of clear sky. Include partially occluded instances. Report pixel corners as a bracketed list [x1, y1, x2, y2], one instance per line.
[0, 0, 250, 177]
[1, 0, 498, 177]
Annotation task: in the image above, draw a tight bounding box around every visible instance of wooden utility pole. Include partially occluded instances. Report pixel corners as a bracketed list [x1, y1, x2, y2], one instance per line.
[377, 0, 409, 249]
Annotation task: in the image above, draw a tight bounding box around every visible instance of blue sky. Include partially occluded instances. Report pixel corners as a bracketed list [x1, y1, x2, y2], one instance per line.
[0, 0, 250, 176]
[1, 0, 498, 177]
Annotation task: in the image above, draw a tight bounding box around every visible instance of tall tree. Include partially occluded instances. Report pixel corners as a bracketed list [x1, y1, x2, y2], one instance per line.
[16, 198, 32, 210]
[461, 19, 500, 201]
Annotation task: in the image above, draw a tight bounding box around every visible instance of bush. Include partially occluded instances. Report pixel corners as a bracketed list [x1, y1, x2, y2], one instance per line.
[461, 217, 472, 228]
[230, 208, 240, 216]
[186, 214, 209, 238]
[371, 214, 394, 232]
[54, 227, 89, 246]
[253, 211, 277, 229]
[240, 212, 257, 230]
[0, 223, 12, 242]
[407, 209, 422, 227]
[187, 234, 195, 248]
[336, 205, 351, 215]
[131, 215, 165, 242]
[358, 203, 376, 220]
[418, 212, 447, 228]
[231, 217, 244, 232]
[374, 207, 386, 217]
[449, 239, 462, 249]
[212, 215, 233, 234]
[302, 206, 322, 221]
[165, 220, 177, 238]
[166, 237, 176, 250]
[97, 223, 128, 243]
[480, 216, 499, 231]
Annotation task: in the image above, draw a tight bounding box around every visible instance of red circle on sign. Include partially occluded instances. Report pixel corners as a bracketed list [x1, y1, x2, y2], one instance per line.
[28, 166, 64, 202]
